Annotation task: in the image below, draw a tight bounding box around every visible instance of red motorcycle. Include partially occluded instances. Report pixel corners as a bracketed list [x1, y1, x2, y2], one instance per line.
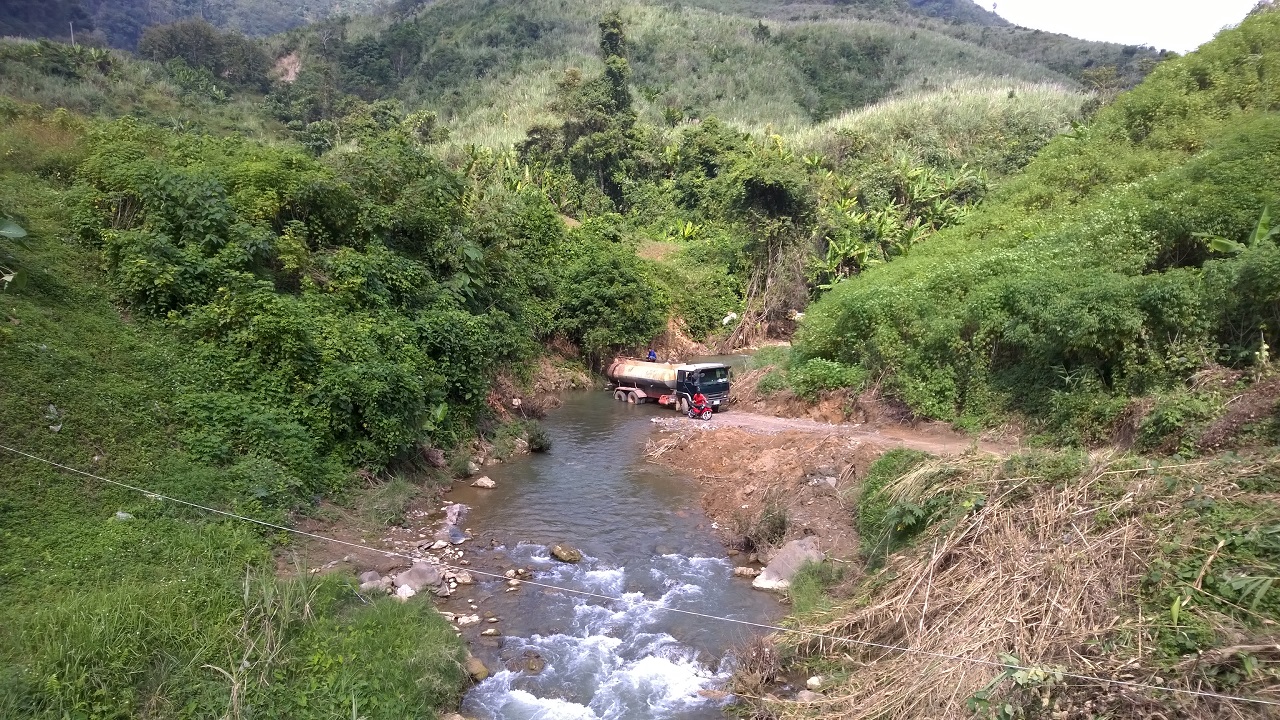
[686, 392, 713, 421]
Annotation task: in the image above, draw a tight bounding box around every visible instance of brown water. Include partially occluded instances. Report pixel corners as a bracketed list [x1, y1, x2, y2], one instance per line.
[447, 390, 782, 719]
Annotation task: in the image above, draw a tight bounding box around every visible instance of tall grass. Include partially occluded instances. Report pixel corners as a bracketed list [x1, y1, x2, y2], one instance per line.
[789, 77, 1087, 170]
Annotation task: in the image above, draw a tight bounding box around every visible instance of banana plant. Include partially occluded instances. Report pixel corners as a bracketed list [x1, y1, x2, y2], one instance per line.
[1197, 206, 1277, 254]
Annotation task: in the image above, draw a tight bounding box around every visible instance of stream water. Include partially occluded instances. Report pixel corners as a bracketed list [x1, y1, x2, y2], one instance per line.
[443, 390, 781, 720]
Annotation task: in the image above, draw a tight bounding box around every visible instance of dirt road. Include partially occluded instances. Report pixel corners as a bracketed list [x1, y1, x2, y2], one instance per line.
[651, 409, 1009, 456]
[648, 410, 1013, 561]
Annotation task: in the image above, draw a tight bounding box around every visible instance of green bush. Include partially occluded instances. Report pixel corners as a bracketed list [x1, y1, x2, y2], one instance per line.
[1137, 392, 1218, 453]
[856, 449, 931, 562]
[362, 475, 419, 527]
[788, 358, 868, 400]
[1000, 449, 1086, 484]
[749, 345, 791, 370]
[788, 560, 844, 616]
[795, 12, 1280, 435]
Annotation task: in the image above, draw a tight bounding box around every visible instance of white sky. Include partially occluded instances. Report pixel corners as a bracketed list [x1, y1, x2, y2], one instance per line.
[989, 0, 1260, 53]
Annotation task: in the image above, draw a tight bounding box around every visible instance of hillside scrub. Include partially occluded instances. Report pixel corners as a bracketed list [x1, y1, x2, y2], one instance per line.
[742, 449, 1280, 719]
[796, 8, 1280, 438]
[269, 0, 1102, 147]
[0, 129, 468, 717]
[0, 82, 667, 715]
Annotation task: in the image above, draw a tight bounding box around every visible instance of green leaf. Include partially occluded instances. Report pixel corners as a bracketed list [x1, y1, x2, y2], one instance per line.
[0, 217, 27, 240]
[1208, 236, 1246, 254]
[1246, 205, 1271, 246]
[1170, 594, 1181, 626]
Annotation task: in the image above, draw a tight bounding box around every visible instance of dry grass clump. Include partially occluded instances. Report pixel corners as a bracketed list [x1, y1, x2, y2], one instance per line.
[752, 452, 1280, 720]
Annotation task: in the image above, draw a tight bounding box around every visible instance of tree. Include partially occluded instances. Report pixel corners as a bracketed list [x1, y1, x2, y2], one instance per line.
[138, 19, 269, 90]
[518, 11, 641, 209]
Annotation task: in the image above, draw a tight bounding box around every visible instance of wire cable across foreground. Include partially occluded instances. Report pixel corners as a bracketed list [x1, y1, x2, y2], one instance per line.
[2, 442, 1277, 709]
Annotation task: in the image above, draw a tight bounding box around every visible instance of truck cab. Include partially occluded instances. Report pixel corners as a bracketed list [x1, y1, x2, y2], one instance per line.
[677, 363, 731, 411]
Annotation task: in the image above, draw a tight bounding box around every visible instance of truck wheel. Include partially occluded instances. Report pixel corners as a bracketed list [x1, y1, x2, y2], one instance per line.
[614, 390, 626, 402]
[626, 391, 638, 404]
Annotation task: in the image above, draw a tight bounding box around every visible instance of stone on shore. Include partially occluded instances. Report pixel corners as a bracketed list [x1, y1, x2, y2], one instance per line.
[471, 477, 496, 489]
[464, 656, 489, 681]
[752, 537, 824, 592]
[394, 563, 443, 592]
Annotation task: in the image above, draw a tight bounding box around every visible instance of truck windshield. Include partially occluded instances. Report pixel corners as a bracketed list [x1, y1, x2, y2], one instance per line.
[695, 367, 730, 386]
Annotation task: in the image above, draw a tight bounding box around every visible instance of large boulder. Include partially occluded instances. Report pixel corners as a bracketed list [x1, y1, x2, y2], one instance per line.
[752, 537, 824, 592]
[464, 655, 489, 682]
[394, 563, 443, 593]
[550, 544, 583, 563]
[471, 477, 496, 489]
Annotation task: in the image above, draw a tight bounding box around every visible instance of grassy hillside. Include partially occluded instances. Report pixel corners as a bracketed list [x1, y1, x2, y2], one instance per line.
[796, 7, 1280, 444]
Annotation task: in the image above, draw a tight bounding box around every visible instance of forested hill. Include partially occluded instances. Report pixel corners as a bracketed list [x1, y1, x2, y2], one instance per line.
[2, 0, 1008, 48]
[258, 0, 1160, 148]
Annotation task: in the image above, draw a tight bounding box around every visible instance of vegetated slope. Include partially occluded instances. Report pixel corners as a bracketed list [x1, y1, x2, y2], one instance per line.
[267, 0, 1156, 149]
[0, 47, 676, 714]
[742, 448, 1280, 718]
[906, 0, 1008, 26]
[797, 7, 1280, 446]
[0, 0, 395, 48]
[0, 115, 476, 718]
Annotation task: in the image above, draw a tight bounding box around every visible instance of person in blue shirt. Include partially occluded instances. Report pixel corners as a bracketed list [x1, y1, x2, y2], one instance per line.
[647, 348, 658, 362]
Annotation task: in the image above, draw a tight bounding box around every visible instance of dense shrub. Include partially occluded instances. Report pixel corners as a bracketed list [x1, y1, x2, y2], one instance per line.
[796, 11, 1280, 437]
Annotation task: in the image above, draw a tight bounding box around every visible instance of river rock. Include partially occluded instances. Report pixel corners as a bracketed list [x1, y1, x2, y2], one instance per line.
[358, 570, 381, 584]
[452, 571, 474, 585]
[480, 628, 499, 636]
[519, 650, 545, 671]
[395, 584, 416, 600]
[796, 690, 823, 703]
[394, 563, 443, 592]
[733, 566, 760, 578]
[806, 676, 824, 691]
[113, 511, 134, 521]
[513, 438, 530, 455]
[471, 477, 496, 489]
[466, 461, 480, 476]
[456, 614, 481, 627]
[358, 580, 390, 594]
[429, 539, 450, 550]
[752, 537, 824, 592]
[550, 544, 583, 563]
[464, 655, 489, 681]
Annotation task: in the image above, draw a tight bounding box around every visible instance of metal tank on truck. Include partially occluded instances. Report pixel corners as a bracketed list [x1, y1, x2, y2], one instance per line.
[605, 357, 731, 412]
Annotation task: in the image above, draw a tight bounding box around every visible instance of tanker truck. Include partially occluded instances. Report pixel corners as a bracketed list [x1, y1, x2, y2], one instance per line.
[605, 358, 731, 412]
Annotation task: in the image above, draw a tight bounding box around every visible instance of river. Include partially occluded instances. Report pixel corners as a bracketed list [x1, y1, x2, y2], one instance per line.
[439, 390, 782, 719]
